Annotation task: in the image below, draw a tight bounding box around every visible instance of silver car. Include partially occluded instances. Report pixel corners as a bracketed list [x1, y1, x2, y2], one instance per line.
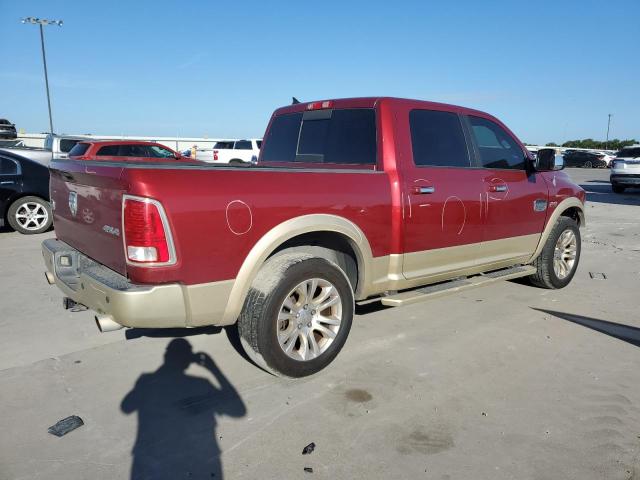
[610, 145, 640, 193]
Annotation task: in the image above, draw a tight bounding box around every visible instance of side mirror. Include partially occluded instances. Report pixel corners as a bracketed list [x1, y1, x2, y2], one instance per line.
[535, 148, 564, 171]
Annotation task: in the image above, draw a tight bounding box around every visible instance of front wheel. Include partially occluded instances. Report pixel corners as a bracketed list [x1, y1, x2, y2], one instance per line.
[7, 196, 53, 234]
[529, 217, 581, 289]
[238, 253, 354, 377]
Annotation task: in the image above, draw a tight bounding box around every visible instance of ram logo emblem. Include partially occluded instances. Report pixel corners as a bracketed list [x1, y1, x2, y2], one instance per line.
[68, 192, 78, 217]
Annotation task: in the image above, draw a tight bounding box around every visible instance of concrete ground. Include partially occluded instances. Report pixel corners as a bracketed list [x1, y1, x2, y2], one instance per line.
[1, 168, 639, 480]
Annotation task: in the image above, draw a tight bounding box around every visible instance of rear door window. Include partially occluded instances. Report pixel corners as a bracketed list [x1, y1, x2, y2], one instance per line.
[409, 110, 471, 167]
[468, 116, 525, 170]
[260, 108, 377, 165]
[234, 140, 252, 150]
[96, 145, 121, 156]
[0, 157, 19, 175]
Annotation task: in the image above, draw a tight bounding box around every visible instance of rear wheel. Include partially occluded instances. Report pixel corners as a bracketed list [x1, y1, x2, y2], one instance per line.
[529, 217, 580, 289]
[238, 252, 354, 377]
[583, 161, 592, 168]
[229, 159, 245, 166]
[612, 185, 625, 194]
[7, 196, 52, 234]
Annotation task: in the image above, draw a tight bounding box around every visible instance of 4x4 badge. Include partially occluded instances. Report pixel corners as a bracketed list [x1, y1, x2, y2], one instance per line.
[68, 191, 78, 217]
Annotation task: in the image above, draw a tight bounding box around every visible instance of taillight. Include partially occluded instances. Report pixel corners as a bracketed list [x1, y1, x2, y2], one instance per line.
[213, 150, 218, 161]
[123, 196, 175, 265]
[306, 100, 333, 110]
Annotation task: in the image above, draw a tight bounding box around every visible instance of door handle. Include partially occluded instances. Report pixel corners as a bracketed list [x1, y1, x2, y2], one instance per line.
[489, 185, 507, 192]
[412, 186, 435, 194]
[0, 181, 15, 185]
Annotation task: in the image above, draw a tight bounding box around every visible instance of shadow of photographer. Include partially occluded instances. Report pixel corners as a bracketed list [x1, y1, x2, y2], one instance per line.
[121, 338, 246, 479]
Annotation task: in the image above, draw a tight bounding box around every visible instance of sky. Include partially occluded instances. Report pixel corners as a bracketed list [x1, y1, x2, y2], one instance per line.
[0, 0, 638, 144]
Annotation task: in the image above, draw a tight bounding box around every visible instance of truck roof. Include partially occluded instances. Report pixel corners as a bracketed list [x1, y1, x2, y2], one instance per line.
[273, 97, 492, 118]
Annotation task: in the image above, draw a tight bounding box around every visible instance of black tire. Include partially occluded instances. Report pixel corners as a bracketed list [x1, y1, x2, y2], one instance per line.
[612, 185, 625, 194]
[7, 196, 53, 234]
[229, 159, 245, 166]
[529, 217, 581, 289]
[583, 161, 592, 168]
[238, 252, 354, 377]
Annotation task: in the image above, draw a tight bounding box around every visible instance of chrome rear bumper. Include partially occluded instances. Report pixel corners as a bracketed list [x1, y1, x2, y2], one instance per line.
[42, 239, 189, 329]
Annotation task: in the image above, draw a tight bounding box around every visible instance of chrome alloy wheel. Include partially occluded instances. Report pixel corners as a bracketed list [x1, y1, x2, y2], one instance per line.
[15, 202, 49, 231]
[277, 278, 343, 361]
[553, 230, 577, 279]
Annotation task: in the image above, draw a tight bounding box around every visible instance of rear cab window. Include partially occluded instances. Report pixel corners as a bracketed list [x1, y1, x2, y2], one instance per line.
[260, 108, 377, 166]
[60, 139, 81, 153]
[214, 141, 234, 150]
[617, 147, 640, 158]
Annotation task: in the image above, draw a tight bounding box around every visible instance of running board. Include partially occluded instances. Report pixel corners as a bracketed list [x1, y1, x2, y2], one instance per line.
[380, 265, 537, 307]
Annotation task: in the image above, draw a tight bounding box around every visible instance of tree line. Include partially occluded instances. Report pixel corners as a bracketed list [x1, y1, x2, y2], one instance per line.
[541, 139, 638, 150]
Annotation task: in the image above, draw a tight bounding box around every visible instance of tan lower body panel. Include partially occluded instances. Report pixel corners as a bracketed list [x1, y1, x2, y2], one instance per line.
[363, 234, 540, 298]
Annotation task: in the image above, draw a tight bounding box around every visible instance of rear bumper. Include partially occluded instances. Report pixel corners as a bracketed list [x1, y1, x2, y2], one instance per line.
[42, 239, 234, 329]
[611, 174, 640, 186]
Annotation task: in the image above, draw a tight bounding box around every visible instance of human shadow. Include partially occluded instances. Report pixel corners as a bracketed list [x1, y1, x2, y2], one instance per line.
[579, 182, 640, 207]
[532, 308, 640, 348]
[121, 339, 246, 479]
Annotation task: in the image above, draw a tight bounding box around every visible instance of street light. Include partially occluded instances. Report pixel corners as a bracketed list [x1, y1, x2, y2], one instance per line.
[605, 113, 613, 151]
[21, 17, 63, 136]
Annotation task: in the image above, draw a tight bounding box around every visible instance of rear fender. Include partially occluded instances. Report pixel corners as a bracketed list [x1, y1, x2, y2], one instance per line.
[220, 214, 374, 325]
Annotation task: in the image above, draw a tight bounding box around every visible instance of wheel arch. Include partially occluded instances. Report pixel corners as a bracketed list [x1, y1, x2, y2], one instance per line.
[220, 214, 374, 325]
[529, 198, 585, 262]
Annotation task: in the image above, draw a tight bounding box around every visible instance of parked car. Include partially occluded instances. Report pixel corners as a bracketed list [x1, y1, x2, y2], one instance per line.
[610, 145, 640, 193]
[68, 140, 190, 162]
[42, 97, 585, 377]
[211, 139, 261, 164]
[0, 119, 17, 140]
[594, 151, 615, 167]
[44, 134, 95, 160]
[563, 150, 608, 168]
[0, 148, 52, 234]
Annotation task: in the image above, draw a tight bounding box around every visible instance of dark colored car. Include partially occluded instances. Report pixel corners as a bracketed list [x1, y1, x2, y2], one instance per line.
[0, 149, 52, 234]
[0, 119, 17, 140]
[563, 150, 608, 168]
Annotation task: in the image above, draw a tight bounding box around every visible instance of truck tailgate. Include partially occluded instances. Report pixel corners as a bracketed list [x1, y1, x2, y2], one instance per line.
[50, 161, 128, 276]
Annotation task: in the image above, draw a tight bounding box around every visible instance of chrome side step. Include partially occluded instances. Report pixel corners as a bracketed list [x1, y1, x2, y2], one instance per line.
[380, 265, 537, 307]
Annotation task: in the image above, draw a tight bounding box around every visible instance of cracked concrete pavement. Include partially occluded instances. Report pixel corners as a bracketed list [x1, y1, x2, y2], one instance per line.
[1, 168, 639, 479]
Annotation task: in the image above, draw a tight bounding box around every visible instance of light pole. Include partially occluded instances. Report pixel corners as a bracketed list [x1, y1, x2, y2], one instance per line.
[21, 17, 63, 136]
[605, 113, 613, 151]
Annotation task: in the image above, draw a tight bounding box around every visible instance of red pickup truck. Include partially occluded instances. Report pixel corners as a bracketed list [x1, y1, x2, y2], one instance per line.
[43, 97, 585, 377]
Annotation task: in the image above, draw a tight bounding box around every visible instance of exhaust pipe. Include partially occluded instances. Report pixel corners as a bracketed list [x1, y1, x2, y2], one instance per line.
[45, 271, 55, 285]
[95, 315, 124, 333]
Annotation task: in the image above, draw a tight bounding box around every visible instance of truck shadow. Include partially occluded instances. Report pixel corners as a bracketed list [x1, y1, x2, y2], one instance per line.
[126, 325, 259, 369]
[532, 308, 640, 348]
[121, 338, 247, 479]
[579, 182, 640, 207]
